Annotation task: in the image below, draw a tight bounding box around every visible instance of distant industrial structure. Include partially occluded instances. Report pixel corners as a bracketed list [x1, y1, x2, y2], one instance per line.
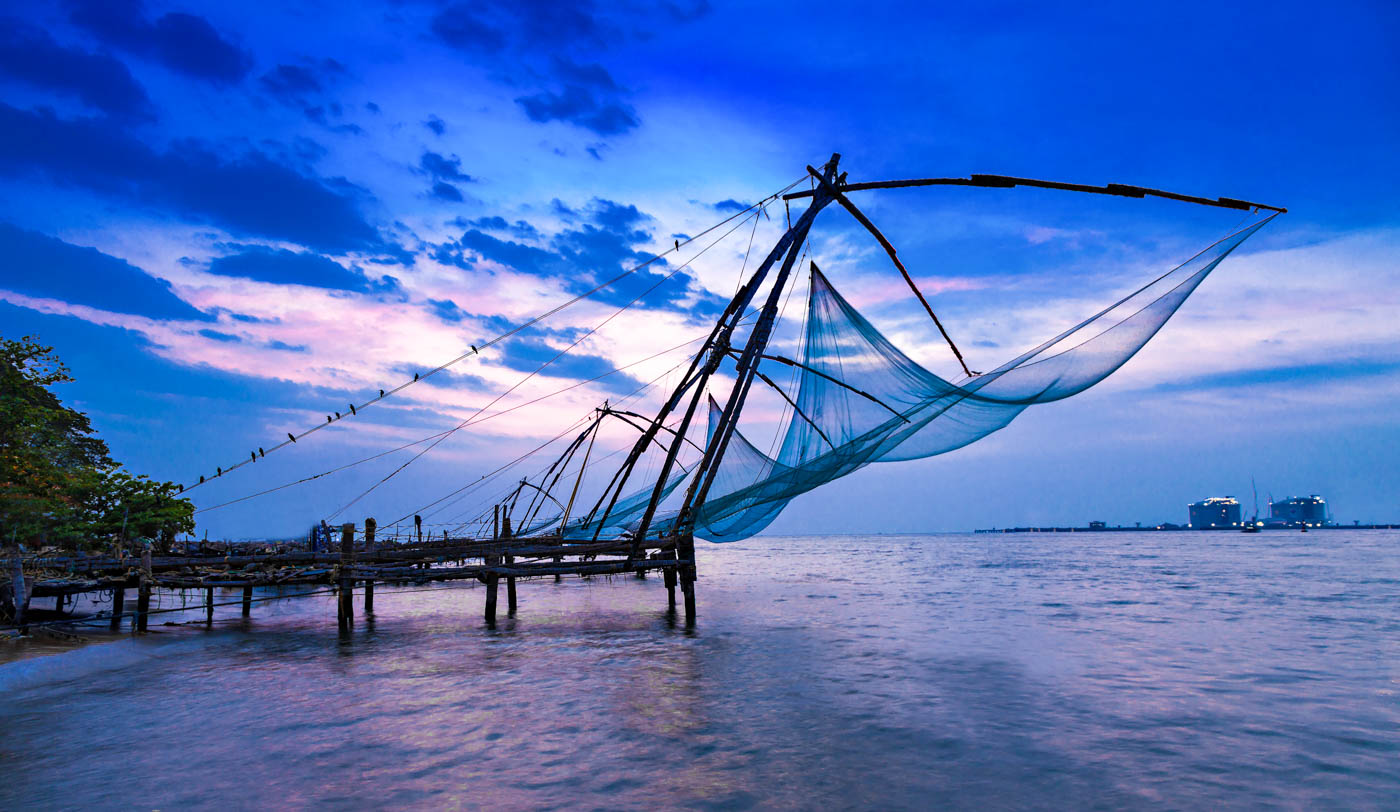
[1266, 495, 1329, 528]
[1187, 497, 1242, 529]
[975, 491, 1386, 534]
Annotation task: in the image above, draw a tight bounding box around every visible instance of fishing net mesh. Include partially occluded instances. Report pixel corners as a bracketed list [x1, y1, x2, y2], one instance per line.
[558, 212, 1276, 542]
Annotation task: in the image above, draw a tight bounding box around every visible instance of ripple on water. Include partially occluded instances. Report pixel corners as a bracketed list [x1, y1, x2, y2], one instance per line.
[1, 530, 1398, 809]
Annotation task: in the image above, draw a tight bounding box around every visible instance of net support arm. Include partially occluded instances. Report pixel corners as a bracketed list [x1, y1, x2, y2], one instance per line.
[723, 350, 835, 450]
[757, 353, 911, 424]
[784, 173, 1288, 214]
[805, 167, 976, 378]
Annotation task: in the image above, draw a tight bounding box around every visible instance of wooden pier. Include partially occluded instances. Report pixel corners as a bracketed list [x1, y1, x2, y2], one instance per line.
[1, 521, 698, 636]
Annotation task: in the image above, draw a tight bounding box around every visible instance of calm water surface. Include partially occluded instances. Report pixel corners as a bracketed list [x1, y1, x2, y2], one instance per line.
[2, 531, 1397, 809]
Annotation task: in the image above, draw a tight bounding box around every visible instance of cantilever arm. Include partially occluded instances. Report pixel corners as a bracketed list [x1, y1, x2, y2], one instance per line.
[755, 352, 911, 424]
[602, 408, 706, 457]
[784, 173, 1287, 214]
[806, 168, 975, 378]
[722, 350, 835, 450]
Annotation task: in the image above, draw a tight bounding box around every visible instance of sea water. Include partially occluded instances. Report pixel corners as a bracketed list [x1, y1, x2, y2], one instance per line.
[1, 530, 1396, 809]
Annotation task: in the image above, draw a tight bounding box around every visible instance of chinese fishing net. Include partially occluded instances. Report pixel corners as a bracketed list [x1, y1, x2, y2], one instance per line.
[559, 211, 1277, 542]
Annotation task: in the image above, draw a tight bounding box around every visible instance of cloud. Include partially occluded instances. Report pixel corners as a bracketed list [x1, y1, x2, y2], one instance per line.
[423, 115, 446, 135]
[0, 104, 386, 254]
[428, 4, 644, 136]
[713, 199, 750, 213]
[260, 63, 331, 101]
[0, 222, 209, 321]
[198, 328, 241, 342]
[431, 181, 465, 202]
[420, 151, 475, 183]
[206, 246, 386, 292]
[452, 216, 539, 239]
[489, 337, 645, 395]
[434, 197, 721, 314]
[515, 80, 638, 136]
[0, 21, 153, 120]
[427, 298, 467, 323]
[66, 0, 251, 83]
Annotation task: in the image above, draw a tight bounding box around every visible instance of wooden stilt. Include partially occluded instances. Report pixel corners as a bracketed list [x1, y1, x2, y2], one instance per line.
[205, 586, 214, 626]
[136, 582, 150, 633]
[241, 585, 252, 617]
[338, 523, 354, 631]
[364, 518, 376, 614]
[679, 534, 697, 622]
[484, 554, 499, 623]
[664, 567, 677, 608]
[505, 554, 517, 613]
[136, 548, 152, 633]
[110, 586, 125, 630]
[7, 549, 28, 633]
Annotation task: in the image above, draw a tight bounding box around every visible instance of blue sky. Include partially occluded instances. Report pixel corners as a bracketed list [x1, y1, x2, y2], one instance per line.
[1, 0, 1397, 538]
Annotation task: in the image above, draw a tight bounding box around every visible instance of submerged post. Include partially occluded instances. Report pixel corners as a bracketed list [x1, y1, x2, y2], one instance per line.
[678, 534, 697, 623]
[363, 518, 376, 614]
[502, 514, 516, 613]
[136, 548, 152, 633]
[6, 548, 27, 633]
[110, 586, 125, 630]
[484, 554, 499, 623]
[338, 522, 354, 631]
[204, 586, 214, 626]
[241, 585, 252, 618]
[663, 566, 677, 609]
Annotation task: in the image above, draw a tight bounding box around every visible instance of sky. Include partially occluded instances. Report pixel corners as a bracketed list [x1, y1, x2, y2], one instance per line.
[1, 0, 1397, 539]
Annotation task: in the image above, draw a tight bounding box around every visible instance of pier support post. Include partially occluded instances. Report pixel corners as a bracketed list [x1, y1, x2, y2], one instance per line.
[363, 518, 376, 614]
[136, 548, 152, 633]
[484, 554, 499, 623]
[110, 586, 125, 630]
[664, 567, 677, 609]
[338, 523, 355, 631]
[204, 586, 214, 626]
[678, 534, 696, 623]
[7, 548, 27, 633]
[241, 585, 252, 618]
[505, 554, 517, 614]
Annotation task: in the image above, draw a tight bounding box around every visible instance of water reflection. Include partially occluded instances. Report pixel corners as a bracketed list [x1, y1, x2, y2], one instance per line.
[1, 531, 1398, 808]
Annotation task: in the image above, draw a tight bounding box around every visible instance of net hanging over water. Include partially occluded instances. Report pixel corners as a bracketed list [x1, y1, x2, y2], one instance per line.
[547, 212, 1276, 543]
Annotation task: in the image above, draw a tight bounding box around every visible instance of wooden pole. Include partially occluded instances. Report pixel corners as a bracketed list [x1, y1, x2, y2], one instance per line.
[679, 535, 697, 623]
[338, 523, 354, 631]
[136, 548, 152, 633]
[110, 586, 125, 630]
[484, 555, 499, 623]
[7, 548, 27, 633]
[241, 585, 252, 617]
[501, 514, 516, 614]
[363, 518, 376, 614]
[664, 566, 677, 609]
[204, 586, 214, 626]
[505, 554, 517, 613]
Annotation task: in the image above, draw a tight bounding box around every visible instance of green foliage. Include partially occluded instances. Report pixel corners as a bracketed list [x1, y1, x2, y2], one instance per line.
[1, 335, 194, 550]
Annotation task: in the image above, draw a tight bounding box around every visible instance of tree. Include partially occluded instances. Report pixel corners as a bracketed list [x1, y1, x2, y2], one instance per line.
[1, 335, 193, 550]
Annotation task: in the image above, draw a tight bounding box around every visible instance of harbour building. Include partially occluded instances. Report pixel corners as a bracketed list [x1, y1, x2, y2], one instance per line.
[1188, 496, 1242, 529]
[1269, 495, 1328, 527]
